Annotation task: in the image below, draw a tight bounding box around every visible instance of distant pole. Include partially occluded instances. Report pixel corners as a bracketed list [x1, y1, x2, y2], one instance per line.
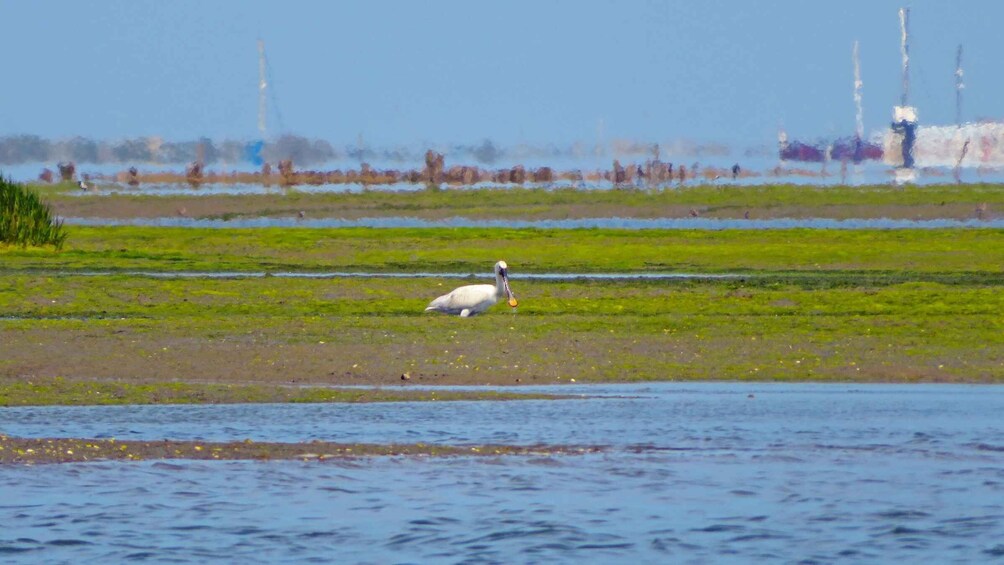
[596, 118, 605, 155]
[258, 39, 267, 138]
[899, 8, 910, 107]
[955, 44, 965, 126]
[853, 40, 864, 140]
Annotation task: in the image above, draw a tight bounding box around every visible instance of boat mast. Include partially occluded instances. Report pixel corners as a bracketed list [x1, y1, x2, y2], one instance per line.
[853, 40, 864, 140]
[889, 7, 917, 171]
[258, 39, 267, 138]
[899, 8, 910, 107]
[955, 44, 964, 126]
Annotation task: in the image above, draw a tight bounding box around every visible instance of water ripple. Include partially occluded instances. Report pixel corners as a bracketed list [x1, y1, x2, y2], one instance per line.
[1, 383, 1003, 562]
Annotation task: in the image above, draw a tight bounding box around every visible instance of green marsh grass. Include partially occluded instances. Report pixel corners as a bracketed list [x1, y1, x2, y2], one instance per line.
[1, 226, 1002, 274]
[0, 176, 67, 248]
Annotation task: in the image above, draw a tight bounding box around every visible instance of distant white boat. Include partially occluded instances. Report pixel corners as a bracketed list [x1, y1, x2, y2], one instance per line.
[884, 8, 1004, 169]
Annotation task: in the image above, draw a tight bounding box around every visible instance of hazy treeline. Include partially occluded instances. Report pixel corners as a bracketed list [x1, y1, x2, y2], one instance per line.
[0, 134, 734, 168]
[0, 135, 551, 167]
[0, 134, 333, 167]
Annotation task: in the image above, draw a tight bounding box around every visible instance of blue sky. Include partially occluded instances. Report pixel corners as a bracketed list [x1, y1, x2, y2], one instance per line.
[2, 0, 1002, 148]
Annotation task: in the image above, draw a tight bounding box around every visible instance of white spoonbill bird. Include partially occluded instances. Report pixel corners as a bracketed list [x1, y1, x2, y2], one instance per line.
[425, 260, 518, 317]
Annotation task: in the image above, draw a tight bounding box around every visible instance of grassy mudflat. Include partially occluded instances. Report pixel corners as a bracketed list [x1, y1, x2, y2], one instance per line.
[1, 225, 1001, 384]
[35, 182, 1004, 221]
[0, 434, 601, 465]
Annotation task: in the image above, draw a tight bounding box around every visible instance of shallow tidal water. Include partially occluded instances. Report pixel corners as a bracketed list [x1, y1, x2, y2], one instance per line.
[2, 383, 1003, 563]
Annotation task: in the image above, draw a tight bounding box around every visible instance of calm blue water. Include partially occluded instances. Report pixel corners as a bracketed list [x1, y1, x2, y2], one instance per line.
[2, 383, 1003, 563]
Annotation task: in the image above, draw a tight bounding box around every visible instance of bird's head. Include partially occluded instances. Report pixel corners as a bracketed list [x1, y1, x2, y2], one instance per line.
[495, 260, 517, 307]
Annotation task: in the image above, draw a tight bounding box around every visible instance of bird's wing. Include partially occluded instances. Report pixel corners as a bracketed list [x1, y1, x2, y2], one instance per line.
[425, 290, 458, 312]
[425, 284, 494, 314]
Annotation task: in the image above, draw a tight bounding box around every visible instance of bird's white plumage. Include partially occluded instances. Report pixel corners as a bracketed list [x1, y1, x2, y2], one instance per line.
[425, 260, 516, 317]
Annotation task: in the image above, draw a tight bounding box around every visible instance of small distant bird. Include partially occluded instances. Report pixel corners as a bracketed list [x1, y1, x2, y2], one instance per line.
[78, 180, 88, 190]
[425, 260, 518, 317]
[177, 207, 187, 217]
[744, 210, 750, 220]
[298, 210, 306, 219]
[689, 208, 699, 217]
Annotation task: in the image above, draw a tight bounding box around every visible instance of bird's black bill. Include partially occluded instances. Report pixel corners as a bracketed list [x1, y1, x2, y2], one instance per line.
[502, 275, 517, 306]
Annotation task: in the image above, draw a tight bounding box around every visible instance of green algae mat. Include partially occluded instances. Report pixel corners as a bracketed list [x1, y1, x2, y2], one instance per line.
[2, 225, 1003, 273]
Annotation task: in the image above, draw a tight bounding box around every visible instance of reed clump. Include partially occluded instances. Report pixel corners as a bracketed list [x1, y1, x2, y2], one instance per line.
[0, 175, 68, 248]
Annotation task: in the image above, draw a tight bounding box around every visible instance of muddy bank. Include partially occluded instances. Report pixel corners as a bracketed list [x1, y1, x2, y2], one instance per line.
[0, 434, 603, 465]
[0, 378, 566, 407]
[46, 192, 999, 223]
[33, 182, 1003, 224]
[0, 328, 570, 387]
